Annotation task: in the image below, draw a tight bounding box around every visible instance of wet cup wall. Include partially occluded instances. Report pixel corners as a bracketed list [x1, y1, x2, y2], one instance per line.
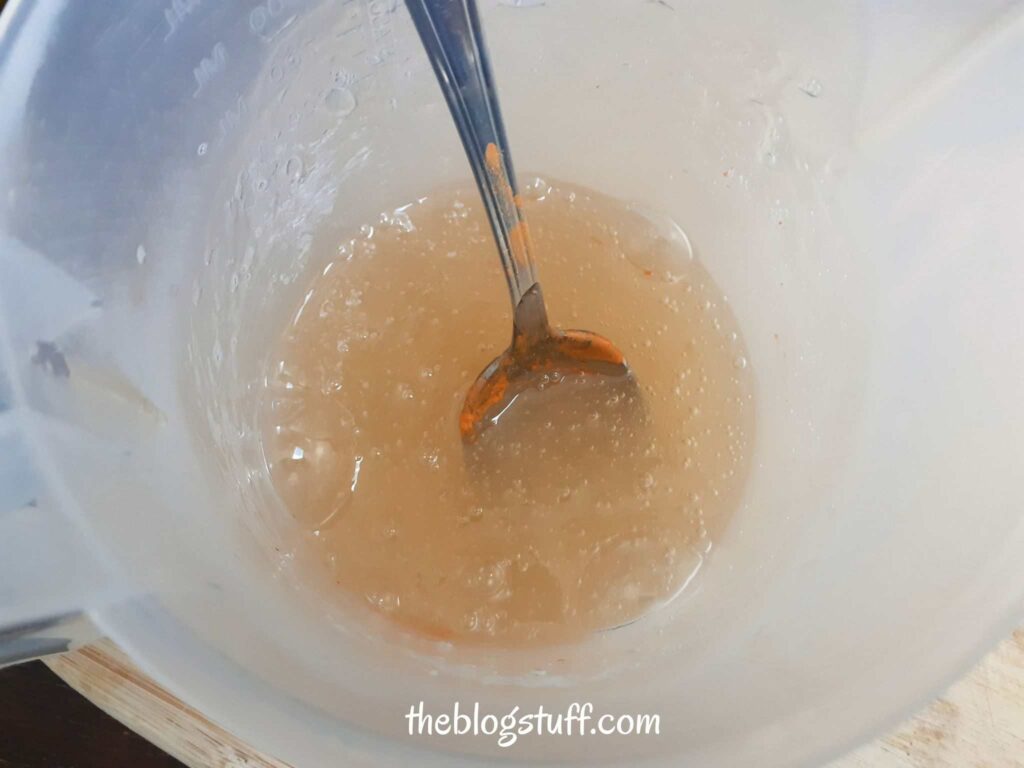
[1, 1, 1023, 765]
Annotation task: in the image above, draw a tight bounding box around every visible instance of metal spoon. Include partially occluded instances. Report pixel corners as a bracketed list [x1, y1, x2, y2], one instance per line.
[406, 0, 636, 442]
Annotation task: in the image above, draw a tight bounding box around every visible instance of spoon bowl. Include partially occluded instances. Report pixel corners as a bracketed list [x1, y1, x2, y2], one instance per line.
[459, 283, 635, 441]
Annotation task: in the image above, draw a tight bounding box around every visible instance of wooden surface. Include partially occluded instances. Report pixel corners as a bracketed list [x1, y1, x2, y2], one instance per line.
[0, 660, 183, 768]
[0, 630, 1016, 767]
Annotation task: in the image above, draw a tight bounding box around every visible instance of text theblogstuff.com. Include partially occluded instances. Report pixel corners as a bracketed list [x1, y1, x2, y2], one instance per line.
[406, 701, 660, 748]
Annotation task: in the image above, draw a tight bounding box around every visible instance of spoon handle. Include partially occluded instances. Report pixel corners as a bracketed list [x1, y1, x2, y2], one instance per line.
[405, 0, 542, 310]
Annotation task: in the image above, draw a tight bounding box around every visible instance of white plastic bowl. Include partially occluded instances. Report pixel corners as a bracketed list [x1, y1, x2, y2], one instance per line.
[1, 1, 1023, 765]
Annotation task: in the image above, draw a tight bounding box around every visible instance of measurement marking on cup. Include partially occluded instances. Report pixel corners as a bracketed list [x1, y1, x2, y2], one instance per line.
[249, 0, 302, 40]
[365, 0, 397, 63]
[163, 0, 203, 40]
[218, 95, 247, 139]
[193, 42, 227, 97]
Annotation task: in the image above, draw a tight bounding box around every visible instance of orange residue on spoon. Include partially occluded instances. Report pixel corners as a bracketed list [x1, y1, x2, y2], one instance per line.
[483, 142, 535, 277]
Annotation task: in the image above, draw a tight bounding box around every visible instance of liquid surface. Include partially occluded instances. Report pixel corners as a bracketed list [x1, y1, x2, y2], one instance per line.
[262, 180, 754, 646]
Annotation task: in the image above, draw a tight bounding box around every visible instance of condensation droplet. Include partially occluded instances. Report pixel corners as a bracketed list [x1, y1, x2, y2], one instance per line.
[324, 86, 357, 116]
[285, 155, 304, 180]
[800, 78, 823, 98]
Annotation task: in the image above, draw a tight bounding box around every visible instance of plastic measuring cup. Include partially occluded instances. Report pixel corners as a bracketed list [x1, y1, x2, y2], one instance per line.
[1, 1, 1023, 765]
